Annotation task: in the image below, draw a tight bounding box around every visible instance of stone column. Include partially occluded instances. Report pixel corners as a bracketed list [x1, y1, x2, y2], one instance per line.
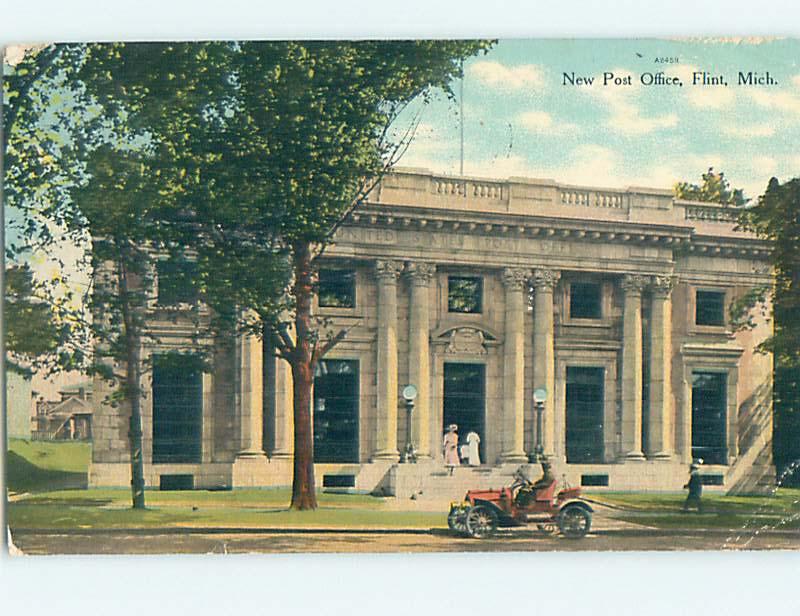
[648, 275, 674, 459]
[500, 267, 532, 463]
[620, 274, 647, 460]
[373, 259, 402, 461]
[237, 332, 265, 458]
[271, 356, 294, 459]
[532, 268, 560, 459]
[405, 262, 435, 459]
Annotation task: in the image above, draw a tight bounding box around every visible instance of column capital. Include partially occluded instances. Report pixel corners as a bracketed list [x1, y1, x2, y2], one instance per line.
[532, 268, 561, 291]
[621, 273, 648, 295]
[651, 275, 676, 298]
[375, 259, 402, 281]
[502, 267, 532, 291]
[404, 261, 436, 285]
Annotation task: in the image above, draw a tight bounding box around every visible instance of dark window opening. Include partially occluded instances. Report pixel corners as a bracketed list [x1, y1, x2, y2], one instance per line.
[691, 371, 728, 465]
[581, 474, 609, 487]
[696, 290, 726, 326]
[157, 259, 199, 306]
[323, 474, 356, 488]
[443, 363, 485, 461]
[152, 355, 203, 464]
[318, 269, 356, 308]
[314, 359, 359, 463]
[160, 474, 194, 490]
[566, 367, 605, 463]
[448, 276, 483, 313]
[570, 282, 602, 319]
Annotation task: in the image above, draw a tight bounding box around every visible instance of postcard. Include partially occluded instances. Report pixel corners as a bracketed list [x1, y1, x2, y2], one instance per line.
[4, 38, 799, 555]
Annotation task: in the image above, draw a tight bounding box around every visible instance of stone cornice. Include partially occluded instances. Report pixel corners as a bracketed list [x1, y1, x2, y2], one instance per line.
[345, 204, 771, 259]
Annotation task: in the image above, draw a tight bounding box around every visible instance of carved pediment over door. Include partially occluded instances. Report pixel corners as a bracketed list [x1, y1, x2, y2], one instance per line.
[431, 324, 501, 356]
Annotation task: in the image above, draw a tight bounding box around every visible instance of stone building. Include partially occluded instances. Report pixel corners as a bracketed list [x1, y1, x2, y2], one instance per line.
[89, 169, 774, 496]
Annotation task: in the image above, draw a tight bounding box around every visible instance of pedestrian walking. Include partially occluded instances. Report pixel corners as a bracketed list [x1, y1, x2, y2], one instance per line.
[443, 424, 460, 475]
[682, 462, 703, 513]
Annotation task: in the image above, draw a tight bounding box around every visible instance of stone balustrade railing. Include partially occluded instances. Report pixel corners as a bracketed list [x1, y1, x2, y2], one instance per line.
[683, 203, 740, 222]
[560, 189, 624, 208]
[381, 170, 744, 229]
[433, 178, 504, 200]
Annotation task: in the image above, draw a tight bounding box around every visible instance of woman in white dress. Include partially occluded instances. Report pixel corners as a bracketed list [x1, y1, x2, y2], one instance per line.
[465, 431, 481, 466]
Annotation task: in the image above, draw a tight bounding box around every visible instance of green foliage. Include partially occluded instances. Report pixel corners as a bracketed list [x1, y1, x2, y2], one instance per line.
[738, 177, 800, 366]
[4, 264, 70, 375]
[674, 167, 747, 206]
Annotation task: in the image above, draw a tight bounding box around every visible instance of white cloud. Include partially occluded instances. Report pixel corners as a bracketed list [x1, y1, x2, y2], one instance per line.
[607, 109, 679, 135]
[580, 67, 680, 135]
[686, 86, 736, 109]
[468, 61, 545, 91]
[721, 123, 776, 138]
[750, 155, 777, 176]
[517, 110, 579, 135]
[790, 74, 800, 88]
[744, 88, 800, 115]
[467, 154, 537, 179]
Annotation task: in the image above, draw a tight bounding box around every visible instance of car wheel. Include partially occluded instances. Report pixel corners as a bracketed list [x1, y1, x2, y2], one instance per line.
[558, 505, 591, 539]
[448, 506, 468, 535]
[465, 505, 498, 539]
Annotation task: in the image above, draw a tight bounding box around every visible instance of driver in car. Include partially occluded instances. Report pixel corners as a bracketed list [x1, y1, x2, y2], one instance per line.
[531, 461, 555, 493]
[514, 461, 556, 508]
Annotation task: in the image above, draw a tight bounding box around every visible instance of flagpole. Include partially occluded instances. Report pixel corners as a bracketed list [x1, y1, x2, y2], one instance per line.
[460, 59, 464, 177]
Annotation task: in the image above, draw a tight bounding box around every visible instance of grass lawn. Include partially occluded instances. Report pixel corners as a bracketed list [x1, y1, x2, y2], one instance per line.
[587, 489, 800, 530]
[7, 438, 91, 493]
[6, 439, 445, 530]
[9, 488, 446, 530]
[8, 438, 799, 532]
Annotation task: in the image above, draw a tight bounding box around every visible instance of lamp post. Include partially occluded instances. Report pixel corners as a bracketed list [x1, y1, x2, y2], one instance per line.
[400, 384, 418, 463]
[532, 387, 547, 463]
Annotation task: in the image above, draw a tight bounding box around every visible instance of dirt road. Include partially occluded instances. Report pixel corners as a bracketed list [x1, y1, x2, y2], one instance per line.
[10, 527, 799, 554]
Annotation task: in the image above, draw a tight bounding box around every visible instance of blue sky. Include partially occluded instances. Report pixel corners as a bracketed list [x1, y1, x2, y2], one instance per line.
[398, 38, 800, 199]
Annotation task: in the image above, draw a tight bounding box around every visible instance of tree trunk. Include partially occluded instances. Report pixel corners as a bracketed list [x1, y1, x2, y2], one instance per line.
[289, 241, 318, 510]
[117, 249, 146, 510]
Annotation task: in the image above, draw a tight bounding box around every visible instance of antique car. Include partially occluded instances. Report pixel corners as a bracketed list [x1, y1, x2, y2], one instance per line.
[447, 467, 593, 539]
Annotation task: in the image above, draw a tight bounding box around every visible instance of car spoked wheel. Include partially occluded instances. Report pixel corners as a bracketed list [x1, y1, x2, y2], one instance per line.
[558, 505, 592, 539]
[448, 506, 468, 535]
[465, 505, 498, 539]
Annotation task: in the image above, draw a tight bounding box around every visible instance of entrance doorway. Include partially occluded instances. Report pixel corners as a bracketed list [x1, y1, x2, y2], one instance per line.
[443, 363, 485, 461]
[313, 359, 359, 463]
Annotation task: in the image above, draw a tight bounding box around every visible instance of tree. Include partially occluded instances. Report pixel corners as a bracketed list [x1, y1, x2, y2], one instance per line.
[8, 41, 492, 511]
[4, 264, 66, 375]
[674, 167, 747, 206]
[181, 41, 493, 509]
[5, 43, 238, 509]
[737, 177, 800, 483]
